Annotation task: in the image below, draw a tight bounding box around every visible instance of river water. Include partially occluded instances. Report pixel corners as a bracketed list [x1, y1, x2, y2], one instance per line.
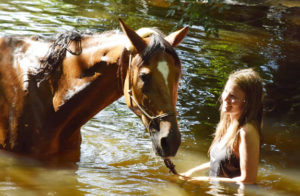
[0, 0, 299, 195]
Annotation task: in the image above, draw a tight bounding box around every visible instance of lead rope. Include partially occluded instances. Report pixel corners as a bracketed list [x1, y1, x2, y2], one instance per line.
[164, 158, 179, 175]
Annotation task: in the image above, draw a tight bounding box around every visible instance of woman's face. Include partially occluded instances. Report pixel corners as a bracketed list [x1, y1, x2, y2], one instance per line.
[221, 80, 246, 118]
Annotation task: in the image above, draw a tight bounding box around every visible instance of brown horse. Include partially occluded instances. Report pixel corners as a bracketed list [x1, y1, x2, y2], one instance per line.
[0, 19, 188, 167]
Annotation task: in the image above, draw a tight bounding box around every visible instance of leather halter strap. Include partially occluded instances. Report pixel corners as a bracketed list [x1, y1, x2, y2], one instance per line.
[127, 89, 171, 121]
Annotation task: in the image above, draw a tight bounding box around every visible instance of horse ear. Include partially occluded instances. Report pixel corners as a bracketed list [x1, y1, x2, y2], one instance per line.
[119, 19, 147, 53]
[165, 26, 189, 47]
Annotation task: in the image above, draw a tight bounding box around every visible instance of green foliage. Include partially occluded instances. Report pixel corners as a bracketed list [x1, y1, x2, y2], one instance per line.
[166, 0, 230, 37]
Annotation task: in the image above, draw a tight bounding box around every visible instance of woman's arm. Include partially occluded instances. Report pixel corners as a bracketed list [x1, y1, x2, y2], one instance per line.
[185, 124, 260, 184]
[235, 123, 260, 183]
[180, 162, 210, 177]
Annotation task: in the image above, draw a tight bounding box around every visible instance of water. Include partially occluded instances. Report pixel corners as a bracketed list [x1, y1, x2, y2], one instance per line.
[0, 0, 299, 195]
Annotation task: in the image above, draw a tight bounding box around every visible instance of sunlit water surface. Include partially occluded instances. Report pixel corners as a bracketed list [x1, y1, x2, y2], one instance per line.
[0, 0, 299, 195]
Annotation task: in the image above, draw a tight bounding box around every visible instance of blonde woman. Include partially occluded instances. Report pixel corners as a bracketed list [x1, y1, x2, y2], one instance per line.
[180, 68, 263, 184]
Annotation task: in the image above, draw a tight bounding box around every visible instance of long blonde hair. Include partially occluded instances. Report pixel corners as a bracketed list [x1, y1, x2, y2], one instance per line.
[209, 68, 263, 154]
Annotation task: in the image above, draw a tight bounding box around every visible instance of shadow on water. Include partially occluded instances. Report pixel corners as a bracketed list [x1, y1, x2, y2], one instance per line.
[0, 0, 299, 195]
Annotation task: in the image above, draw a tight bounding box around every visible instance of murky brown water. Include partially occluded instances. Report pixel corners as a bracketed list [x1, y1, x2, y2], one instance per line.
[0, 0, 299, 195]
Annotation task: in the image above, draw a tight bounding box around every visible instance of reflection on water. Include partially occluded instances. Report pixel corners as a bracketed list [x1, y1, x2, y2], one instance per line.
[0, 152, 85, 195]
[0, 0, 299, 195]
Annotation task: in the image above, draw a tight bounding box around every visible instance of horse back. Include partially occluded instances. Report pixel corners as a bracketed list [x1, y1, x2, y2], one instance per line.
[0, 36, 51, 151]
[0, 36, 26, 149]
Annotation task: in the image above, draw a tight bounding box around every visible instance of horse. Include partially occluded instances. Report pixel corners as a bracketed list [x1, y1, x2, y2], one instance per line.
[0, 19, 188, 170]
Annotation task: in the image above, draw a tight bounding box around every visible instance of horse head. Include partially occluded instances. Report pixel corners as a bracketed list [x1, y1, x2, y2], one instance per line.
[120, 20, 188, 158]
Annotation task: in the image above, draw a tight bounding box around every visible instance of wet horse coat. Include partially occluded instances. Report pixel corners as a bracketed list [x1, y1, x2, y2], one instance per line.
[0, 20, 188, 162]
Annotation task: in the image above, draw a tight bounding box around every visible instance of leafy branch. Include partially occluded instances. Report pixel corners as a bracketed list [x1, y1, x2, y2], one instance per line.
[166, 0, 230, 37]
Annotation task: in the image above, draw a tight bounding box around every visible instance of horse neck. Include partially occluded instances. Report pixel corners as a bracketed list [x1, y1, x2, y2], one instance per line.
[50, 32, 130, 128]
[0, 33, 131, 154]
[82, 32, 131, 95]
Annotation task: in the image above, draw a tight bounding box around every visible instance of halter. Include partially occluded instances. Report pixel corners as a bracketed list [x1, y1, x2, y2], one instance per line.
[126, 53, 175, 131]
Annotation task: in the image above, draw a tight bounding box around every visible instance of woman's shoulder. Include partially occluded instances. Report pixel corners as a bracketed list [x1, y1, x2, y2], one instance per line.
[239, 123, 260, 141]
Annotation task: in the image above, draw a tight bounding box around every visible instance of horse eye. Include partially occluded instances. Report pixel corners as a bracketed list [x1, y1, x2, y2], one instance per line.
[139, 72, 151, 82]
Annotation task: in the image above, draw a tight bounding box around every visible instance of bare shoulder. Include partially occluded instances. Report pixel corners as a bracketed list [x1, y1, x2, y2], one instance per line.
[239, 123, 260, 141]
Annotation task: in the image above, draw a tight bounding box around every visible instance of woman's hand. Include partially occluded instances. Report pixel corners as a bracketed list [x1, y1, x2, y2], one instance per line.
[179, 161, 210, 180]
[179, 171, 193, 178]
[188, 176, 210, 182]
[179, 175, 211, 182]
[178, 174, 192, 180]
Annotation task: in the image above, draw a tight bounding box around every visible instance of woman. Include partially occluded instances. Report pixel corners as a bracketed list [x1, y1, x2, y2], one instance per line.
[180, 68, 263, 184]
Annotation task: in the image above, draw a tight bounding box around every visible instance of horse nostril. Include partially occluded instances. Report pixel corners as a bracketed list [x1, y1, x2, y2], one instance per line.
[149, 120, 159, 135]
[161, 137, 169, 156]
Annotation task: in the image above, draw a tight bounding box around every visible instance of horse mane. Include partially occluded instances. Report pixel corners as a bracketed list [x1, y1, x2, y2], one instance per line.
[134, 28, 181, 67]
[32, 28, 180, 86]
[142, 33, 180, 66]
[32, 30, 84, 84]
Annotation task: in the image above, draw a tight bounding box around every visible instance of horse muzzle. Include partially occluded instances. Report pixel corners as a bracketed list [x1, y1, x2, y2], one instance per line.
[148, 118, 181, 158]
